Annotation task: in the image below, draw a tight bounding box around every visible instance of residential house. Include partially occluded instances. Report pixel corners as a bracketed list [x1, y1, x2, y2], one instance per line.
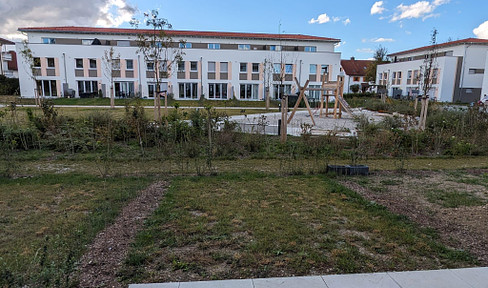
[341, 57, 373, 94]
[1, 37, 18, 78]
[16, 26, 342, 100]
[376, 38, 488, 102]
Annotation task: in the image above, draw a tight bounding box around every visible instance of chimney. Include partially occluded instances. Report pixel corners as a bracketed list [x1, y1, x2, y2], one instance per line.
[350, 57, 355, 60]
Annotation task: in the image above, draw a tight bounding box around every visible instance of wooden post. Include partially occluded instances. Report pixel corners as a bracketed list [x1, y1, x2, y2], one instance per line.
[110, 86, 114, 108]
[280, 94, 287, 143]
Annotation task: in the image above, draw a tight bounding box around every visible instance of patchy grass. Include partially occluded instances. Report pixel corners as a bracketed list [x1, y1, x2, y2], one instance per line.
[0, 173, 153, 287]
[426, 189, 487, 208]
[119, 173, 475, 284]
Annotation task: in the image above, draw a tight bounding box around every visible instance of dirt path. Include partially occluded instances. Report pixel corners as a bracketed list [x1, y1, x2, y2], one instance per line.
[342, 171, 488, 265]
[77, 180, 169, 287]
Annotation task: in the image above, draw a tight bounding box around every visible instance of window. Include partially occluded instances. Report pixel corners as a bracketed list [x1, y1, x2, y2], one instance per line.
[179, 42, 192, 48]
[77, 81, 98, 95]
[47, 58, 55, 68]
[321, 65, 329, 74]
[413, 70, 419, 85]
[117, 40, 130, 47]
[146, 61, 154, 71]
[310, 64, 317, 74]
[126, 59, 134, 70]
[285, 64, 293, 74]
[353, 76, 360, 82]
[305, 46, 317, 52]
[37, 80, 57, 96]
[273, 84, 291, 99]
[309, 85, 321, 99]
[270, 45, 281, 51]
[208, 43, 221, 49]
[252, 63, 259, 73]
[407, 70, 413, 85]
[240, 84, 259, 100]
[238, 44, 251, 50]
[220, 62, 228, 73]
[240, 62, 247, 73]
[82, 39, 92, 45]
[42, 38, 55, 44]
[469, 68, 485, 74]
[179, 83, 198, 99]
[208, 83, 228, 99]
[273, 63, 281, 74]
[89, 59, 97, 69]
[208, 62, 216, 72]
[190, 61, 198, 72]
[75, 58, 83, 69]
[113, 59, 120, 70]
[114, 81, 134, 97]
[178, 61, 185, 72]
[432, 68, 438, 84]
[148, 83, 168, 97]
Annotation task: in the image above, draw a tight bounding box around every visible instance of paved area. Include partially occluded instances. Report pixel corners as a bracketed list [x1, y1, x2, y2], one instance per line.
[129, 267, 488, 288]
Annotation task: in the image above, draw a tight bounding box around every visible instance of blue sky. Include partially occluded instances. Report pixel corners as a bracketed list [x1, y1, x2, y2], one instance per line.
[2, 0, 488, 59]
[123, 0, 488, 59]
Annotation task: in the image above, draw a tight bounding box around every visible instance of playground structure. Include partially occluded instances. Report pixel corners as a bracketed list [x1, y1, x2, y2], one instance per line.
[280, 73, 353, 142]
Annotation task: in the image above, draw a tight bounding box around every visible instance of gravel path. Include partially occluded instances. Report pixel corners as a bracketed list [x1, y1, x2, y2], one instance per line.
[77, 180, 169, 288]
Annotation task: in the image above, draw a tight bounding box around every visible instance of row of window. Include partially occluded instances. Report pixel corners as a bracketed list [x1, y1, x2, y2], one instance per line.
[41, 37, 318, 52]
[380, 69, 439, 86]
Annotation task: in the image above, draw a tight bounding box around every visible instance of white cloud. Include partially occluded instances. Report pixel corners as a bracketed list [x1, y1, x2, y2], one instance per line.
[0, 0, 137, 40]
[332, 16, 341, 22]
[474, 21, 488, 39]
[343, 18, 351, 25]
[371, 1, 386, 15]
[309, 13, 331, 24]
[356, 48, 375, 54]
[335, 41, 347, 48]
[372, 37, 394, 43]
[391, 0, 450, 22]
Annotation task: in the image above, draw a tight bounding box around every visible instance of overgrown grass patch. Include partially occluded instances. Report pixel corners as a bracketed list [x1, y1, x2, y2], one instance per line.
[119, 173, 475, 284]
[425, 189, 487, 208]
[0, 173, 153, 287]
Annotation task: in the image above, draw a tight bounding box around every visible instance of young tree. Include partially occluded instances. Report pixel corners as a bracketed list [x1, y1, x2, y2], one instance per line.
[418, 28, 438, 130]
[364, 45, 389, 83]
[19, 41, 41, 107]
[131, 10, 185, 122]
[102, 47, 120, 108]
[262, 57, 274, 110]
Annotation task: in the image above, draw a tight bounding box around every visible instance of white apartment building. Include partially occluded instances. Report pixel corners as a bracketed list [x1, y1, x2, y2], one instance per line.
[377, 38, 488, 103]
[16, 26, 341, 101]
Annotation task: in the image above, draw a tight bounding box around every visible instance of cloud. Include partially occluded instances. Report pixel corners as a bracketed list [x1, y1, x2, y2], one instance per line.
[372, 37, 394, 43]
[371, 1, 386, 15]
[391, 0, 450, 22]
[332, 17, 341, 22]
[309, 13, 331, 24]
[0, 0, 137, 40]
[343, 18, 351, 25]
[474, 21, 488, 39]
[335, 41, 347, 48]
[356, 48, 375, 54]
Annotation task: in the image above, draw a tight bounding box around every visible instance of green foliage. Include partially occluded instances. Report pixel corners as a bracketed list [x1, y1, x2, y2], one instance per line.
[350, 84, 360, 94]
[0, 75, 19, 95]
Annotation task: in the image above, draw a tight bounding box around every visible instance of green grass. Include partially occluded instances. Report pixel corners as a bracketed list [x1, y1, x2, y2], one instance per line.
[119, 173, 475, 284]
[0, 173, 154, 287]
[426, 189, 487, 208]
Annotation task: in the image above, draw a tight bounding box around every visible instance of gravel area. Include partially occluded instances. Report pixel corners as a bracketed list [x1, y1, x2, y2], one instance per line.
[228, 108, 387, 136]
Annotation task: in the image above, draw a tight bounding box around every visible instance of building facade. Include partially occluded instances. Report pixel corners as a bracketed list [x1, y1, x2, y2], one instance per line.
[16, 27, 341, 100]
[1, 38, 18, 78]
[376, 38, 488, 103]
[341, 57, 373, 94]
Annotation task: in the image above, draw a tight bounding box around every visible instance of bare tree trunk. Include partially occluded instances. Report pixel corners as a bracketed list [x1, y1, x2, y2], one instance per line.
[265, 88, 270, 111]
[414, 97, 418, 111]
[422, 97, 429, 130]
[280, 95, 287, 143]
[153, 91, 158, 122]
[110, 86, 114, 108]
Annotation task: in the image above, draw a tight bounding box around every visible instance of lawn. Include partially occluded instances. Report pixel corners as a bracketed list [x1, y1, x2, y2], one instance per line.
[119, 173, 476, 284]
[0, 173, 154, 287]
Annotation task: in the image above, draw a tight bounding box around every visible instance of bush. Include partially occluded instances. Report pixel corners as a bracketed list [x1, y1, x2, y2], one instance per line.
[0, 75, 19, 95]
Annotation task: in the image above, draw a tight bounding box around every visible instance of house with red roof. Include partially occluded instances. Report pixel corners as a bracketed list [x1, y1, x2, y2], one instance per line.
[0, 37, 18, 78]
[376, 38, 488, 103]
[16, 26, 342, 100]
[340, 57, 373, 94]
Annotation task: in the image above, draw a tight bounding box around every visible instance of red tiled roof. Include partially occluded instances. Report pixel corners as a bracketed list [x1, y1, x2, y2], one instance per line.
[341, 59, 373, 76]
[8, 51, 17, 71]
[18, 26, 340, 42]
[0, 37, 15, 45]
[389, 38, 488, 56]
